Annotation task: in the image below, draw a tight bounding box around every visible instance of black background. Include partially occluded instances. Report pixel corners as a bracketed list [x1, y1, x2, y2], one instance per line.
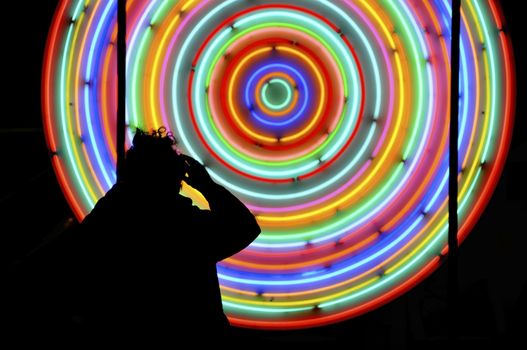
[1, 1, 525, 347]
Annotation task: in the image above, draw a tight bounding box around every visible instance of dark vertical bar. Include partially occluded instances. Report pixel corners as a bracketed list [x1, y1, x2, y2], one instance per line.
[116, 0, 126, 180]
[448, 0, 461, 341]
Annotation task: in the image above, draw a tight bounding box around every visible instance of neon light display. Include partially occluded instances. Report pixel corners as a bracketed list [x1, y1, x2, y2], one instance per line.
[42, 0, 515, 329]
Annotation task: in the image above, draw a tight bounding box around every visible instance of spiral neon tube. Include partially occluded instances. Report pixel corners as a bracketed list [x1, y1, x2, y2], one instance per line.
[42, 0, 515, 329]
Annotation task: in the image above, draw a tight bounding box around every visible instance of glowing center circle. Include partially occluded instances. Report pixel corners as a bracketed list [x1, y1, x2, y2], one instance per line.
[245, 63, 310, 128]
[261, 78, 293, 111]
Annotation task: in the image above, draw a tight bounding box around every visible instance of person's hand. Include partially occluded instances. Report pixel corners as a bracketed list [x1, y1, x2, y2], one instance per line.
[180, 154, 215, 192]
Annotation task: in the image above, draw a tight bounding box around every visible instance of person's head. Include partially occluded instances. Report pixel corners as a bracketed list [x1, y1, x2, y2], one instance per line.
[123, 127, 186, 188]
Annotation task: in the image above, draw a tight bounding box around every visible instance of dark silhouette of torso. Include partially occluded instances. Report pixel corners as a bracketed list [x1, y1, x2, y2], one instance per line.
[72, 172, 260, 343]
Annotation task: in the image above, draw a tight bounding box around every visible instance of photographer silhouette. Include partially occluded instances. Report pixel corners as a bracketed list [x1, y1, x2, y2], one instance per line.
[62, 127, 260, 344]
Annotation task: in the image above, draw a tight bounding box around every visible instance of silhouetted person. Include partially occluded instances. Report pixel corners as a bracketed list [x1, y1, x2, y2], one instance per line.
[62, 128, 260, 344]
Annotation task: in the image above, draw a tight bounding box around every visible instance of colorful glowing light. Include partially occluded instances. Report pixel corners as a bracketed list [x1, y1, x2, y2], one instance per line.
[42, 0, 515, 329]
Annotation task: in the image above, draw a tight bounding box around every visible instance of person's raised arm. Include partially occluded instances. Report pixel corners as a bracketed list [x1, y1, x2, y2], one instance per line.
[180, 155, 261, 261]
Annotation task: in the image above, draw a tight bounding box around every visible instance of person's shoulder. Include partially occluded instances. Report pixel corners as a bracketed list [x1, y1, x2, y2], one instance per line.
[105, 182, 128, 197]
[81, 183, 129, 223]
[97, 183, 126, 206]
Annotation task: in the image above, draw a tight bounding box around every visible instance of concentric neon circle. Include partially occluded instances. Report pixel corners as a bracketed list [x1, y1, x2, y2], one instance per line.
[42, 0, 515, 329]
[260, 78, 292, 111]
